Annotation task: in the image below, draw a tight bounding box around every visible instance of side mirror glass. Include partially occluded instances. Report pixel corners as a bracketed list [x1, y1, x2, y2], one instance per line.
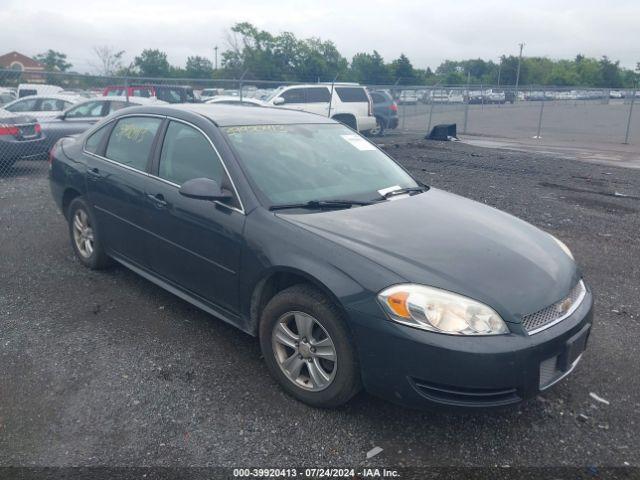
[179, 177, 233, 201]
[272, 97, 285, 106]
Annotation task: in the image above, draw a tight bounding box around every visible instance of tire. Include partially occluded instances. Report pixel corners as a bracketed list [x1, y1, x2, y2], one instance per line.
[67, 197, 111, 269]
[259, 284, 361, 408]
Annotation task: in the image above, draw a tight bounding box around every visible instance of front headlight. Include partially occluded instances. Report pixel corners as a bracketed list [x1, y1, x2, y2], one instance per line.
[551, 236, 574, 260]
[378, 284, 509, 335]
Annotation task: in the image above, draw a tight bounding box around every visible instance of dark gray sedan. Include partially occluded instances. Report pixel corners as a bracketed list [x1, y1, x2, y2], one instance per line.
[49, 104, 593, 409]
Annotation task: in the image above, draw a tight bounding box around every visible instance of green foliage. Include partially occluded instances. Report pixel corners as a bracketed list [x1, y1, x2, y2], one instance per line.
[185, 56, 214, 78]
[34, 50, 72, 72]
[134, 49, 170, 77]
[36, 23, 638, 88]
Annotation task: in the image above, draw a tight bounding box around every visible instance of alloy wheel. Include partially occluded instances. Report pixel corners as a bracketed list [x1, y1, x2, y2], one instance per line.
[72, 208, 94, 259]
[271, 311, 337, 391]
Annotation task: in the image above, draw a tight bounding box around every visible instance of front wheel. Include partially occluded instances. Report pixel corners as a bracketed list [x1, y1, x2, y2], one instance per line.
[259, 284, 361, 408]
[67, 197, 111, 269]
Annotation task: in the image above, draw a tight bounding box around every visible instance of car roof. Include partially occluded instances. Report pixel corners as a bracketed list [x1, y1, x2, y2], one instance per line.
[123, 103, 336, 126]
[11, 94, 82, 101]
[83, 95, 167, 105]
[205, 96, 266, 105]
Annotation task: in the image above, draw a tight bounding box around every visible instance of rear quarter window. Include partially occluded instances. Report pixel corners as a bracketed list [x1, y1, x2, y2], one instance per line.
[335, 87, 368, 102]
[85, 125, 110, 154]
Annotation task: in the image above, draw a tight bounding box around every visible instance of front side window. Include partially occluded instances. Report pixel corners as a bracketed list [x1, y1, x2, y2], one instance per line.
[223, 124, 417, 206]
[66, 101, 105, 118]
[281, 88, 305, 104]
[5, 98, 38, 112]
[158, 121, 224, 185]
[105, 116, 161, 171]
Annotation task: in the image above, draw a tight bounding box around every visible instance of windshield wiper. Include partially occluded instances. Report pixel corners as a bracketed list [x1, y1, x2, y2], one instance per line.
[380, 185, 428, 200]
[270, 199, 372, 211]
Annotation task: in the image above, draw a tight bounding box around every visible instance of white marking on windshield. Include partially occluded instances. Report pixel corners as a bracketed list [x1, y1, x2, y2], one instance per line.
[340, 134, 376, 151]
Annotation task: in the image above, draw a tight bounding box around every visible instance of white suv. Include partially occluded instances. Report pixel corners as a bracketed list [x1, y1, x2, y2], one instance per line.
[264, 84, 376, 133]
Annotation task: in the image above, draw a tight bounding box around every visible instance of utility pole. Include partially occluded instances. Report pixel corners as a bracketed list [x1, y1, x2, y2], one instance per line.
[515, 42, 525, 102]
[497, 56, 502, 86]
[214, 46, 218, 70]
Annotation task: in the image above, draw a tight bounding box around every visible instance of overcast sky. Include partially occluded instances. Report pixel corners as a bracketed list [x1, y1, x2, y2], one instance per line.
[1, 0, 638, 73]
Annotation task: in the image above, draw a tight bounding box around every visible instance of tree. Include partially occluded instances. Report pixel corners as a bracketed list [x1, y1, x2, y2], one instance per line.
[134, 49, 170, 77]
[34, 50, 72, 72]
[351, 51, 392, 85]
[91, 46, 125, 76]
[185, 56, 213, 78]
[599, 56, 623, 88]
[390, 54, 417, 84]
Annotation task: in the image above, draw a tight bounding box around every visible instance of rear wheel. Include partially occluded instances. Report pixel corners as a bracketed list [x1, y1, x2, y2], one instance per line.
[67, 197, 111, 269]
[259, 284, 361, 408]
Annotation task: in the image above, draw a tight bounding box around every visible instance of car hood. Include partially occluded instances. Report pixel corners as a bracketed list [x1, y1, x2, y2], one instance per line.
[278, 188, 579, 321]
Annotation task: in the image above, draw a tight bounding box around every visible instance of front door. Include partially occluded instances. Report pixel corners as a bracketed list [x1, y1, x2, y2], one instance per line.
[143, 120, 245, 314]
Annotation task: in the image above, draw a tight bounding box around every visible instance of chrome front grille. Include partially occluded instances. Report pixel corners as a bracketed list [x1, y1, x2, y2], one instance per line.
[522, 280, 586, 334]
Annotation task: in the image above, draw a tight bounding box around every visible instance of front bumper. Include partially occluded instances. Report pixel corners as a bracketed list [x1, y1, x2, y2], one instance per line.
[348, 287, 593, 408]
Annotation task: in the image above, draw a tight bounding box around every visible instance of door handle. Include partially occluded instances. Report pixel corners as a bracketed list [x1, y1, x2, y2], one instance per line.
[87, 167, 101, 178]
[147, 193, 168, 208]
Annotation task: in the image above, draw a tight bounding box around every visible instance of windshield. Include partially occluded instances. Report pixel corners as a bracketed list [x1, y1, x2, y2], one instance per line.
[223, 123, 418, 206]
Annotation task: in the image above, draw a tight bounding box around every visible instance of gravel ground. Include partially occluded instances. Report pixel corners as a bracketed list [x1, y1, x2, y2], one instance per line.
[1, 141, 639, 469]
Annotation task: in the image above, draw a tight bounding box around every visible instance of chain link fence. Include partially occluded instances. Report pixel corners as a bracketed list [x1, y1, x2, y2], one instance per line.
[1, 67, 638, 179]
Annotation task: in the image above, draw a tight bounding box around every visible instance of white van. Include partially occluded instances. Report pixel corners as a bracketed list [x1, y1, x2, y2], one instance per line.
[18, 83, 64, 98]
[263, 83, 376, 133]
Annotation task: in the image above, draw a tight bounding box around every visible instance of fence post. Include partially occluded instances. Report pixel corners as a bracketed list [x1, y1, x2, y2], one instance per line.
[535, 89, 545, 139]
[426, 90, 435, 135]
[624, 86, 636, 144]
[124, 76, 129, 102]
[463, 73, 470, 134]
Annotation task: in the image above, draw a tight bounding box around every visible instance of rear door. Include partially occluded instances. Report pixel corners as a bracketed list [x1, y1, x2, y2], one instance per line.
[334, 87, 370, 118]
[304, 87, 331, 116]
[143, 119, 245, 314]
[84, 115, 163, 267]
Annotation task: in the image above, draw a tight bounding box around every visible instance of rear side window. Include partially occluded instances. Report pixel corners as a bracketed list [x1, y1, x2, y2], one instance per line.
[5, 98, 38, 112]
[335, 87, 368, 102]
[158, 121, 224, 185]
[85, 125, 110, 154]
[19, 89, 37, 98]
[105, 117, 161, 171]
[40, 98, 66, 111]
[306, 87, 331, 103]
[108, 101, 131, 113]
[132, 88, 151, 98]
[370, 93, 385, 104]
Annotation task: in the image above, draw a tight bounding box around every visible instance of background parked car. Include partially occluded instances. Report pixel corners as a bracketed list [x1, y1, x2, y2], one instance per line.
[17, 83, 64, 98]
[200, 88, 224, 101]
[368, 90, 398, 136]
[398, 90, 418, 105]
[40, 96, 166, 153]
[264, 83, 376, 133]
[103, 84, 198, 103]
[1, 94, 82, 120]
[0, 110, 46, 168]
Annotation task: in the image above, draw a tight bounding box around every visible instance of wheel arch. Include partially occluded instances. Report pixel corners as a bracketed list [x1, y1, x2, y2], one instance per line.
[247, 265, 358, 337]
[61, 187, 83, 219]
[331, 113, 357, 131]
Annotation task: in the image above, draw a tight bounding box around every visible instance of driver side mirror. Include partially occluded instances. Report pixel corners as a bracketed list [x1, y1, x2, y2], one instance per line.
[179, 177, 233, 202]
[56, 112, 66, 120]
[272, 97, 285, 106]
